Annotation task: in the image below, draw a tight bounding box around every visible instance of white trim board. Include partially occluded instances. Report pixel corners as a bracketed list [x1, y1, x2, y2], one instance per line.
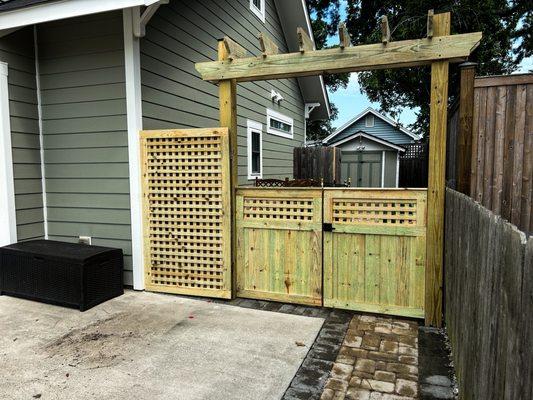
[266, 108, 294, 139]
[0, 62, 17, 245]
[34, 25, 48, 239]
[249, 0, 266, 23]
[247, 120, 263, 180]
[0, 0, 163, 30]
[330, 131, 406, 152]
[123, 8, 144, 290]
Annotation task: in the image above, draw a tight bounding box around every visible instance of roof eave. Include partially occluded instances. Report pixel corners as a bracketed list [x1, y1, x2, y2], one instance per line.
[323, 107, 420, 143]
[0, 0, 160, 31]
[273, 0, 330, 120]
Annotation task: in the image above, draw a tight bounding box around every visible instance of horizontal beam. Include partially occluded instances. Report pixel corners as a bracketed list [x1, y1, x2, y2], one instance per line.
[195, 32, 482, 82]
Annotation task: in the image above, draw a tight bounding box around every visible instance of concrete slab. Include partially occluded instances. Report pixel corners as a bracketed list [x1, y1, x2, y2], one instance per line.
[0, 291, 324, 400]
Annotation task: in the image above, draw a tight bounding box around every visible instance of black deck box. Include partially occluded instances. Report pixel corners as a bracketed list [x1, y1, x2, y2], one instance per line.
[0, 240, 123, 311]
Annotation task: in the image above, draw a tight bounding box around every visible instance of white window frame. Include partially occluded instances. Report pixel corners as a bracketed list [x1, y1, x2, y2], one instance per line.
[266, 108, 293, 139]
[365, 114, 375, 128]
[249, 0, 265, 23]
[247, 120, 263, 180]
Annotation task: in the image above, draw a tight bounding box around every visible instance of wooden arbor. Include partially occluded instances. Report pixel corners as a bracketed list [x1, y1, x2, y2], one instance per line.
[195, 12, 482, 327]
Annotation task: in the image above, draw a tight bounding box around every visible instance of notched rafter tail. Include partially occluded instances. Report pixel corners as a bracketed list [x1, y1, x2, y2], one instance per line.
[297, 27, 314, 53]
[339, 22, 351, 49]
[427, 9, 434, 39]
[197, 31, 482, 82]
[381, 16, 391, 44]
[222, 36, 247, 61]
[258, 32, 279, 57]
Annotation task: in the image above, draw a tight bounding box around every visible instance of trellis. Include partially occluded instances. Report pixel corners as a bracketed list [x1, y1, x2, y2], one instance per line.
[194, 11, 481, 327]
[140, 128, 232, 298]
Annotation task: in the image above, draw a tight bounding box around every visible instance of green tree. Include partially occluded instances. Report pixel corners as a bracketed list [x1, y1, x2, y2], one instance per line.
[306, 0, 531, 138]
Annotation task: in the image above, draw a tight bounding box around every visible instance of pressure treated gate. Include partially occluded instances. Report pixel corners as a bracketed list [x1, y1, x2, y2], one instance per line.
[235, 188, 322, 305]
[235, 188, 427, 317]
[323, 189, 426, 318]
[140, 128, 232, 298]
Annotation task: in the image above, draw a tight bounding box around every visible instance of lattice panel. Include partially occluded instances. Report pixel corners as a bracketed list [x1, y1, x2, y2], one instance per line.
[332, 198, 419, 225]
[243, 197, 315, 221]
[141, 129, 231, 298]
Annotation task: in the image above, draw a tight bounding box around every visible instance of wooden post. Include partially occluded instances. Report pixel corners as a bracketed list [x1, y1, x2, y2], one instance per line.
[456, 62, 477, 194]
[425, 12, 450, 327]
[218, 39, 238, 296]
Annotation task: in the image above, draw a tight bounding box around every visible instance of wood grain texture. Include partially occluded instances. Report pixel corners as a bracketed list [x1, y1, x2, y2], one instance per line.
[323, 189, 427, 318]
[425, 12, 450, 327]
[195, 32, 482, 82]
[140, 128, 232, 299]
[235, 188, 322, 305]
[445, 188, 531, 399]
[218, 40, 238, 296]
[452, 74, 532, 232]
[456, 63, 476, 194]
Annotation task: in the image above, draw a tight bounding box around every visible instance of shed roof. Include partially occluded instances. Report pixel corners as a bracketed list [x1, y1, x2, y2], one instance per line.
[323, 107, 421, 144]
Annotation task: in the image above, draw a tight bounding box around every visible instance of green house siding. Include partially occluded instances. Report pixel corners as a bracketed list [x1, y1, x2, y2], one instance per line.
[141, 0, 306, 185]
[37, 12, 133, 284]
[0, 27, 45, 240]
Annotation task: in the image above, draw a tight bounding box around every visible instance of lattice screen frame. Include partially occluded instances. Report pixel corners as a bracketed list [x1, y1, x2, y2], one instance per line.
[140, 128, 231, 299]
[324, 189, 427, 235]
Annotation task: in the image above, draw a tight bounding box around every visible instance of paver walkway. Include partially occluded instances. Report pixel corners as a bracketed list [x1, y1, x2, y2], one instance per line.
[321, 315, 419, 400]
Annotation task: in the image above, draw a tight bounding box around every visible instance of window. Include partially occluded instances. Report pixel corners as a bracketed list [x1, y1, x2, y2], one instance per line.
[250, 0, 265, 23]
[365, 114, 375, 128]
[247, 120, 263, 179]
[267, 108, 294, 139]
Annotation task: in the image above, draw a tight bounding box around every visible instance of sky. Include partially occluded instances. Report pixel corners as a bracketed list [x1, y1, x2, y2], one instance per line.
[324, 3, 533, 131]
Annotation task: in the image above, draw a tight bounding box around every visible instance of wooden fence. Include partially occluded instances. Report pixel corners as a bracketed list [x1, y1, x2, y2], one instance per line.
[235, 187, 427, 318]
[235, 188, 323, 306]
[445, 189, 532, 400]
[399, 143, 428, 188]
[323, 189, 427, 318]
[447, 73, 532, 233]
[293, 146, 341, 185]
[140, 128, 232, 298]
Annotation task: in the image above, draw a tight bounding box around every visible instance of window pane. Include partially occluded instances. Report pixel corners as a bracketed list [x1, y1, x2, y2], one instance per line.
[252, 151, 260, 173]
[252, 131, 260, 152]
[253, 0, 261, 9]
[270, 118, 292, 133]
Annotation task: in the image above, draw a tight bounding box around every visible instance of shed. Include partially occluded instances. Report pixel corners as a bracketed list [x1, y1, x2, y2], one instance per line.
[323, 107, 421, 187]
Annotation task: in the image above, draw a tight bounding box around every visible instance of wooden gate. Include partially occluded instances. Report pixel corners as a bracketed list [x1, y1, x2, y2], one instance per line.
[235, 188, 322, 305]
[323, 189, 426, 318]
[140, 128, 231, 298]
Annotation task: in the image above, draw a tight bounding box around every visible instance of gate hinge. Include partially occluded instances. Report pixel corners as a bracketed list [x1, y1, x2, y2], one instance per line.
[323, 223, 334, 232]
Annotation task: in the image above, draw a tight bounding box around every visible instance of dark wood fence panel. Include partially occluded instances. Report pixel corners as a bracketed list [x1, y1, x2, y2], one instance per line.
[445, 189, 532, 400]
[399, 143, 428, 187]
[447, 74, 532, 233]
[293, 146, 341, 185]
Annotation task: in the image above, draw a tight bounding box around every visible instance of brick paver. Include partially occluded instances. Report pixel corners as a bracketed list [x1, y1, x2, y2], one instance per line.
[320, 315, 419, 400]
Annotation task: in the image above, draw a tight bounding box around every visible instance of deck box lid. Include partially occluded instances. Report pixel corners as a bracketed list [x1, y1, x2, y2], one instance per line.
[0, 240, 122, 263]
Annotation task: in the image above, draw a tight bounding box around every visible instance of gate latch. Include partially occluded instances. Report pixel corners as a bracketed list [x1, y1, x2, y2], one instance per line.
[323, 223, 334, 232]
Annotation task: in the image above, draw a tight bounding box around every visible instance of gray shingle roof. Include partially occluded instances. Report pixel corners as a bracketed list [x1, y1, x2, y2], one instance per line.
[0, 0, 56, 12]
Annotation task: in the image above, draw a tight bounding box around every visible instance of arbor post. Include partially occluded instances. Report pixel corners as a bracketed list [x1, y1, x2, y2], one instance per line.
[457, 62, 477, 194]
[426, 12, 451, 327]
[218, 39, 238, 296]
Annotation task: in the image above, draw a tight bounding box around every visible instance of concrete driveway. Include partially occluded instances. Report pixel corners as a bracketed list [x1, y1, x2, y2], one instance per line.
[0, 291, 324, 400]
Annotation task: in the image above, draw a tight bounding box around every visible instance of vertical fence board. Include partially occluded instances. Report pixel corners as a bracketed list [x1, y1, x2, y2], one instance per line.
[448, 74, 532, 233]
[445, 188, 529, 399]
[520, 85, 532, 230]
[293, 146, 341, 185]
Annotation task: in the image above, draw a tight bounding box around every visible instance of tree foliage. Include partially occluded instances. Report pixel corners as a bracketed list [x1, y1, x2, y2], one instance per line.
[306, 0, 531, 139]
